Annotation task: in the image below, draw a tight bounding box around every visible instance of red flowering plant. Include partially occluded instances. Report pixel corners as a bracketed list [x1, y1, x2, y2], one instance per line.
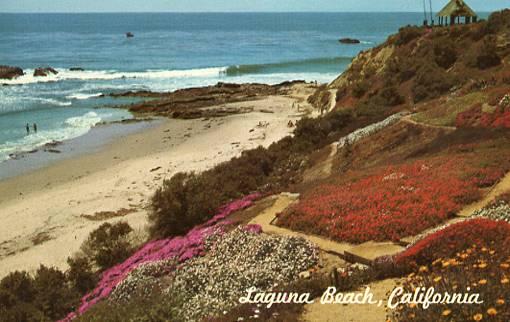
[389, 243, 510, 322]
[394, 219, 510, 270]
[388, 219, 510, 322]
[456, 94, 510, 128]
[278, 157, 482, 244]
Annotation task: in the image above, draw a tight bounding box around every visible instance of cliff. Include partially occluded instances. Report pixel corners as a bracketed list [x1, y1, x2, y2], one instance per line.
[328, 9, 510, 110]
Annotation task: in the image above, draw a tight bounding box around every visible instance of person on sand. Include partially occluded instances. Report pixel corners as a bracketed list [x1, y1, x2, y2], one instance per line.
[33, 123, 37, 133]
[26, 123, 30, 135]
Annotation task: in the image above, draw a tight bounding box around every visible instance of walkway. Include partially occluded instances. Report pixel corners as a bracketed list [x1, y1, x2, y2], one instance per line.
[249, 193, 404, 264]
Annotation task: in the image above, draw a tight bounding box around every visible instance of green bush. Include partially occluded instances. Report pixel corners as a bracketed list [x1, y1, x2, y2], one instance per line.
[32, 266, 79, 321]
[434, 42, 457, 69]
[476, 39, 501, 69]
[0, 266, 81, 322]
[82, 222, 134, 271]
[394, 25, 424, 46]
[351, 81, 369, 98]
[66, 256, 98, 294]
[77, 291, 185, 322]
[485, 9, 510, 34]
[385, 57, 416, 83]
[370, 86, 405, 107]
[412, 65, 456, 102]
[0, 271, 35, 303]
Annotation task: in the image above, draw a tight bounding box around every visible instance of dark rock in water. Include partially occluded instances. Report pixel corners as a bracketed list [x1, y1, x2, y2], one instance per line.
[339, 38, 361, 44]
[0, 65, 24, 80]
[126, 32, 134, 38]
[217, 82, 241, 89]
[278, 80, 306, 87]
[34, 67, 59, 77]
[69, 67, 84, 71]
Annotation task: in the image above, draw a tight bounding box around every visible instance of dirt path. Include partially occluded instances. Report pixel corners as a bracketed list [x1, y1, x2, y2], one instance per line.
[302, 278, 398, 322]
[328, 89, 337, 113]
[401, 171, 510, 246]
[458, 171, 510, 217]
[401, 114, 456, 131]
[249, 194, 353, 255]
[249, 194, 404, 261]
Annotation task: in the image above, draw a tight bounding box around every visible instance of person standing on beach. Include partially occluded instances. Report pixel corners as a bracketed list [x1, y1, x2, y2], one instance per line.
[26, 123, 30, 135]
[33, 123, 37, 133]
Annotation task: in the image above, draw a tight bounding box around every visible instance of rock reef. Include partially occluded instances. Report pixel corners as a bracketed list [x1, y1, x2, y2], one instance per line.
[109, 80, 307, 119]
[33, 67, 58, 77]
[0, 65, 24, 79]
[339, 38, 361, 44]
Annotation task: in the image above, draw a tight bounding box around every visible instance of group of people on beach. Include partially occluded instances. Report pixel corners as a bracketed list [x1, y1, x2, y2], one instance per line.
[26, 123, 37, 135]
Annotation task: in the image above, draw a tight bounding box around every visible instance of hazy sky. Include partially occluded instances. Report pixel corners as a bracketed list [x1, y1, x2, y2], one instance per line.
[0, 0, 508, 13]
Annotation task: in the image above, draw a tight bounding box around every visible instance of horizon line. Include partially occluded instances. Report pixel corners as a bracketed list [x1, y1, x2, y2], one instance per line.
[0, 10, 496, 14]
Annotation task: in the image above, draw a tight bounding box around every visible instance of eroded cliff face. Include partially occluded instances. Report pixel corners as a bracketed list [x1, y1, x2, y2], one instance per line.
[329, 45, 395, 89]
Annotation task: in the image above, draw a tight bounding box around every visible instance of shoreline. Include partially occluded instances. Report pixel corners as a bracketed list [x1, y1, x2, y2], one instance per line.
[0, 118, 159, 182]
[0, 82, 317, 278]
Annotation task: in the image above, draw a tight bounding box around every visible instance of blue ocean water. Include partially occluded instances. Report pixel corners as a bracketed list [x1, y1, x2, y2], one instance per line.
[0, 12, 432, 161]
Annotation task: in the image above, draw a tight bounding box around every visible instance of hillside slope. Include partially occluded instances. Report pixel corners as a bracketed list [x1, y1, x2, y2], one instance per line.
[327, 9, 510, 112]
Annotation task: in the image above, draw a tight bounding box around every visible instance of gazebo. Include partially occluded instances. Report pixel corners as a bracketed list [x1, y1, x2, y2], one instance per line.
[437, 0, 478, 25]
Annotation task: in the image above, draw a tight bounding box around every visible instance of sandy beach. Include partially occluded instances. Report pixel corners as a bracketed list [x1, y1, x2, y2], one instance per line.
[0, 83, 316, 278]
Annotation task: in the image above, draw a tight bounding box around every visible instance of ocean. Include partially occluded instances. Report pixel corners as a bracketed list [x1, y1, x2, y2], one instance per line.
[0, 12, 439, 162]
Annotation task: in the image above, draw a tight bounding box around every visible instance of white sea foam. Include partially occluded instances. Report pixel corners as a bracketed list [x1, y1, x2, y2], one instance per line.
[0, 111, 103, 161]
[1, 67, 229, 85]
[66, 92, 103, 100]
[33, 97, 73, 107]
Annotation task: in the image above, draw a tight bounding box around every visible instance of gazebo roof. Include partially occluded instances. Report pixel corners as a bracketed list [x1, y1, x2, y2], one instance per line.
[437, 0, 477, 17]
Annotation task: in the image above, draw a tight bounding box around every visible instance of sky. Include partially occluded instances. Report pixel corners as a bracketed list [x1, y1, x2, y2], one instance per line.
[0, 0, 508, 13]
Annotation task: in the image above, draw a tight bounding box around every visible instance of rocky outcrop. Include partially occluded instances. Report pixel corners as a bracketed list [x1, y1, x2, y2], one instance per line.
[69, 67, 84, 71]
[339, 38, 361, 44]
[0, 66, 24, 80]
[33, 67, 58, 77]
[109, 80, 308, 119]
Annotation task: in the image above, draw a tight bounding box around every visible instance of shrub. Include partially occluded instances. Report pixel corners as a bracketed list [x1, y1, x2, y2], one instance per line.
[394, 26, 424, 46]
[485, 9, 510, 34]
[434, 42, 457, 69]
[66, 256, 98, 294]
[370, 86, 405, 107]
[77, 292, 185, 322]
[412, 65, 456, 102]
[150, 150, 270, 238]
[352, 81, 369, 98]
[0, 266, 81, 322]
[476, 39, 501, 70]
[0, 271, 35, 303]
[32, 265, 79, 321]
[82, 222, 134, 271]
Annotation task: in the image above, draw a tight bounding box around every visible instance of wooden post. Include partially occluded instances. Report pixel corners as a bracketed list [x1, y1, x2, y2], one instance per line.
[332, 268, 339, 287]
